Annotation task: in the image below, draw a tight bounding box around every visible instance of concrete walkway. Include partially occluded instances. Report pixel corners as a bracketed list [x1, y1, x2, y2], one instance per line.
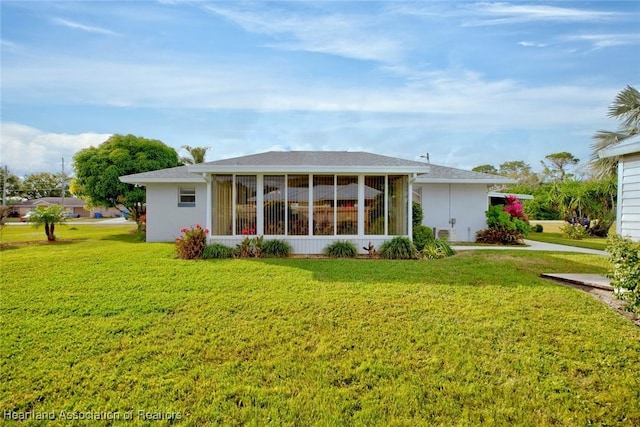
[541, 273, 613, 290]
[452, 239, 607, 256]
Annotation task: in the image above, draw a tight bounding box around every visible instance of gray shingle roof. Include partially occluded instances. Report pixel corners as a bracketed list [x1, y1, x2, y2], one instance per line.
[120, 165, 203, 183]
[197, 151, 428, 168]
[120, 151, 514, 184]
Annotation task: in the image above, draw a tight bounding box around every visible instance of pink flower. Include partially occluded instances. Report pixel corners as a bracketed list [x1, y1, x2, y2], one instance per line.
[180, 228, 188, 233]
[195, 223, 202, 229]
[242, 229, 249, 235]
[249, 228, 255, 235]
[204, 228, 210, 234]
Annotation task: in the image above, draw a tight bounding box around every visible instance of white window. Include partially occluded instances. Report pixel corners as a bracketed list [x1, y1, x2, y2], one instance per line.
[178, 187, 196, 207]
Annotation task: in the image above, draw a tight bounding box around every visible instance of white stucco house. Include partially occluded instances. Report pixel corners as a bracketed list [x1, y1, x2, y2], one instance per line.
[120, 151, 514, 254]
[599, 137, 640, 241]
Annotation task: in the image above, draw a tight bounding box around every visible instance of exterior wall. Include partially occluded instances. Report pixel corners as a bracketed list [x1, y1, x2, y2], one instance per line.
[417, 183, 489, 242]
[145, 183, 207, 242]
[619, 153, 640, 241]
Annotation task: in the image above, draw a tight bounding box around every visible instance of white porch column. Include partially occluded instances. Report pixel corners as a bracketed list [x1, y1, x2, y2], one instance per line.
[256, 174, 264, 235]
[204, 173, 212, 237]
[408, 174, 414, 238]
[357, 175, 365, 238]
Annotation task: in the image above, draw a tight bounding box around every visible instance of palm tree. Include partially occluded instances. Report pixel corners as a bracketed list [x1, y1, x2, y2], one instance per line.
[180, 145, 211, 165]
[590, 85, 640, 179]
[28, 205, 66, 241]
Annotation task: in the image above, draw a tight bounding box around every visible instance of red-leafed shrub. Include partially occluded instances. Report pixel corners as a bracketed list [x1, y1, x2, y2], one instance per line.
[176, 224, 208, 259]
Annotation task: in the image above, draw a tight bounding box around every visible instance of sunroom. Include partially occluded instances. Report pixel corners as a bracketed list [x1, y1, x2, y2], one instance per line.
[185, 151, 430, 254]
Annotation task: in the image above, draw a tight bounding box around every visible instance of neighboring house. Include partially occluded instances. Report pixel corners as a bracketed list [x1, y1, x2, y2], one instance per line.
[120, 151, 514, 253]
[10, 197, 122, 218]
[599, 137, 640, 242]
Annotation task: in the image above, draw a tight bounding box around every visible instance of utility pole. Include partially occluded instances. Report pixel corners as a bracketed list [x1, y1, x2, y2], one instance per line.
[61, 157, 66, 210]
[2, 165, 7, 206]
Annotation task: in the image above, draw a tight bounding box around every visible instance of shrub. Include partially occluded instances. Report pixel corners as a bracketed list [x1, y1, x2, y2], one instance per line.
[475, 228, 524, 245]
[412, 225, 434, 251]
[236, 235, 264, 258]
[606, 235, 640, 313]
[176, 224, 208, 259]
[421, 238, 456, 259]
[560, 223, 589, 240]
[379, 237, 418, 259]
[323, 241, 358, 258]
[261, 239, 292, 258]
[203, 243, 234, 259]
[532, 224, 543, 233]
[412, 202, 424, 228]
[476, 198, 529, 245]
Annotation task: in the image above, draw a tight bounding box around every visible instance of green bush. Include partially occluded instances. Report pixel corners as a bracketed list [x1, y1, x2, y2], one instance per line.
[560, 223, 589, 240]
[323, 241, 358, 258]
[606, 235, 640, 313]
[532, 224, 544, 233]
[412, 202, 424, 228]
[203, 243, 234, 259]
[412, 225, 434, 251]
[379, 236, 418, 259]
[261, 239, 292, 258]
[421, 238, 456, 259]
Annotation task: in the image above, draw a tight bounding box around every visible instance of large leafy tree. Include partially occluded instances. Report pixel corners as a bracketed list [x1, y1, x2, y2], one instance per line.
[590, 85, 640, 178]
[180, 145, 210, 165]
[20, 172, 65, 199]
[73, 134, 179, 219]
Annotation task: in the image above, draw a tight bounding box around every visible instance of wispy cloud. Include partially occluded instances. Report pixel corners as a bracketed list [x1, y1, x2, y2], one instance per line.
[52, 18, 120, 36]
[518, 41, 548, 48]
[563, 33, 640, 50]
[203, 4, 404, 62]
[463, 2, 619, 26]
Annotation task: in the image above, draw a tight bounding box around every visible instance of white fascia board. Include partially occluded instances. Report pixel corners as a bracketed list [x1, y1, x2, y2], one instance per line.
[489, 191, 534, 200]
[187, 165, 429, 174]
[598, 140, 640, 159]
[414, 178, 517, 185]
[119, 177, 205, 185]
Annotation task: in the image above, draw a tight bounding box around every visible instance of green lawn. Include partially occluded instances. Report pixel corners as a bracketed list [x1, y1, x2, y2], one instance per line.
[1, 224, 639, 425]
[526, 232, 609, 251]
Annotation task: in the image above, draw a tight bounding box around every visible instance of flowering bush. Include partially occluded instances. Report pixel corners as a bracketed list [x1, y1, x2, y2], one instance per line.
[476, 196, 529, 245]
[504, 195, 528, 221]
[176, 224, 209, 259]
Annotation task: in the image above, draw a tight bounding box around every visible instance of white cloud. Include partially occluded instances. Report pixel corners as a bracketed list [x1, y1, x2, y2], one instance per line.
[562, 33, 640, 50]
[52, 18, 120, 36]
[0, 122, 111, 176]
[463, 2, 619, 26]
[518, 41, 547, 48]
[203, 4, 404, 62]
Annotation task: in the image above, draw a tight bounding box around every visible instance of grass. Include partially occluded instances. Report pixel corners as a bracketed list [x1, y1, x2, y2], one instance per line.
[527, 232, 609, 251]
[2, 224, 639, 425]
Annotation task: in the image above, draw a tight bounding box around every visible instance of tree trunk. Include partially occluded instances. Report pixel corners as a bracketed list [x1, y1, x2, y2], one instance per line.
[45, 222, 55, 241]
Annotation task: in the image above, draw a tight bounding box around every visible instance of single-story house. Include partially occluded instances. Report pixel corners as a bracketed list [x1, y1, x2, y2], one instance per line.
[120, 151, 514, 253]
[599, 137, 640, 241]
[9, 197, 122, 218]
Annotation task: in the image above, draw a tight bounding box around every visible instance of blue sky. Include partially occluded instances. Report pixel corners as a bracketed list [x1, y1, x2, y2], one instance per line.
[1, 0, 639, 177]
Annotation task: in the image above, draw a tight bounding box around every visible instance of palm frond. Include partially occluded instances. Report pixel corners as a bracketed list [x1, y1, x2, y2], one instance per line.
[607, 85, 640, 129]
